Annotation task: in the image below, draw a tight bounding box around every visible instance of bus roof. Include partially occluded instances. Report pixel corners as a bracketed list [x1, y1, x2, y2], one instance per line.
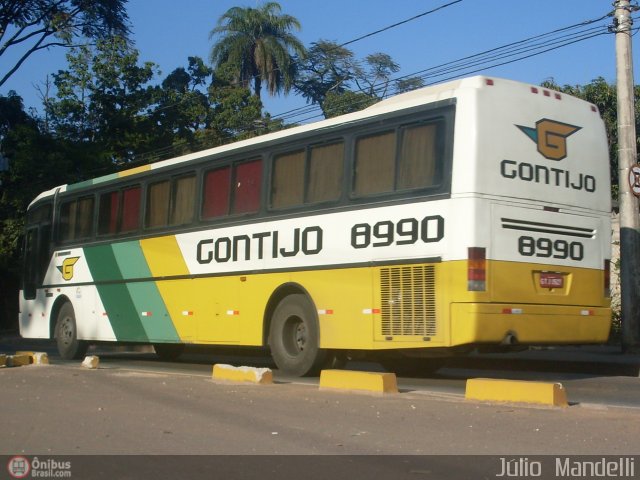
[27, 75, 595, 208]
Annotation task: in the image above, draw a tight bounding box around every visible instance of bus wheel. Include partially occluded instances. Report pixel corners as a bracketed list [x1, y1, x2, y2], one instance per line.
[153, 343, 185, 361]
[55, 302, 88, 360]
[269, 294, 328, 377]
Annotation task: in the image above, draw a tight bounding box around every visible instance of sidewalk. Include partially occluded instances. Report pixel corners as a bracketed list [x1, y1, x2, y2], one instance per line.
[460, 344, 640, 377]
[2, 332, 639, 376]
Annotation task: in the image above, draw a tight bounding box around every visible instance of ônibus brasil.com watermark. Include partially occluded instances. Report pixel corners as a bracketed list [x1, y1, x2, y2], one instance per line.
[7, 457, 71, 479]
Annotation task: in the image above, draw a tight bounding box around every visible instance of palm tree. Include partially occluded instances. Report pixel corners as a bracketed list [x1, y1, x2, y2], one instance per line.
[209, 2, 305, 100]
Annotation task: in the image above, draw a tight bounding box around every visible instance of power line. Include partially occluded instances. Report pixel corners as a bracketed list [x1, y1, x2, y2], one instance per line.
[338, 0, 464, 48]
[45, 9, 617, 168]
[148, 1, 466, 129]
[265, 12, 615, 126]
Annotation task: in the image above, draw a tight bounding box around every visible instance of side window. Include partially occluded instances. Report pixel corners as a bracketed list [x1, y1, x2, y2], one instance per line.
[202, 166, 231, 219]
[59, 200, 77, 242]
[28, 204, 52, 224]
[397, 123, 440, 190]
[352, 121, 443, 197]
[270, 141, 344, 210]
[307, 142, 343, 203]
[233, 159, 262, 214]
[59, 196, 94, 242]
[271, 150, 304, 209]
[353, 131, 396, 196]
[98, 191, 119, 236]
[76, 196, 94, 239]
[121, 186, 141, 233]
[170, 174, 196, 226]
[146, 180, 170, 228]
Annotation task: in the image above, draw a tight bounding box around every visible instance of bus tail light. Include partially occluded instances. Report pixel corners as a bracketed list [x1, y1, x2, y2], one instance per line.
[604, 260, 611, 297]
[468, 247, 486, 291]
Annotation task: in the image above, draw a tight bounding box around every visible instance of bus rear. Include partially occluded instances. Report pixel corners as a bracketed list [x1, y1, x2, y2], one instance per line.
[447, 77, 611, 348]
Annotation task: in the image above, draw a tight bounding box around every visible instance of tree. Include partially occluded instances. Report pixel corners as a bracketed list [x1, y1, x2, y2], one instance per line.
[46, 36, 159, 163]
[209, 2, 305, 100]
[150, 56, 213, 152]
[322, 90, 377, 118]
[354, 53, 400, 99]
[293, 40, 356, 109]
[541, 77, 640, 196]
[295, 40, 424, 118]
[0, 92, 108, 330]
[0, 0, 130, 87]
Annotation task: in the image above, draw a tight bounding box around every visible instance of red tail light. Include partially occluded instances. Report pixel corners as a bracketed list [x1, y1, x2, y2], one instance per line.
[468, 247, 486, 291]
[604, 260, 611, 297]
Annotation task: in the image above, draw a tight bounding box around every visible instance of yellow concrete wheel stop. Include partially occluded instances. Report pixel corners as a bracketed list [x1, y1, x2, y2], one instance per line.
[212, 364, 273, 384]
[319, 369, 398, 394]
[465, 378, 568, 407]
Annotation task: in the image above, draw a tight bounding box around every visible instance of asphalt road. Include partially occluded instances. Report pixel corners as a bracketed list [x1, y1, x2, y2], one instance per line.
[1, 336, 640, 479]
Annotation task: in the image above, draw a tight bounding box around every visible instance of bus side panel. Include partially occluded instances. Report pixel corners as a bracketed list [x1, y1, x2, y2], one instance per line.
[294, 267, 376, 350]
[19, 291, 52, 339]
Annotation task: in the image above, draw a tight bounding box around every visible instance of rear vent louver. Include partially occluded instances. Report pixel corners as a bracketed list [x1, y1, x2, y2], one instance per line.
[380, 265, 437, 337]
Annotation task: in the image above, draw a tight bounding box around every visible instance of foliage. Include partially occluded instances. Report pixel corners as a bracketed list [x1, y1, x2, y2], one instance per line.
[541, 77, 640, 197]
[209, 1, 305, 100]
[294, 40, 424, 118]
[293, 40, 357, 110]
[150, 56, 214, 152]
[0, 0, 130, 87]
[322, 90, 377, 118]
[46, 36, 159, 164]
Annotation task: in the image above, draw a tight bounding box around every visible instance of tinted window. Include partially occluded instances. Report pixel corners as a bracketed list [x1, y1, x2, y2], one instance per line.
[121, 186, 141, 233]
[59, 196, 94, 241]
[233, 159, 262, 214]
[271, 150, 304, 209]
[354, 131, 395, 196]
[170, 174, 196, 226]
[202, 167, 231, 219]
[307, 142, 343, 203]
[98, 191, 119, 236]
[397, 123, 439, 190]
[146, 180, 170, 228]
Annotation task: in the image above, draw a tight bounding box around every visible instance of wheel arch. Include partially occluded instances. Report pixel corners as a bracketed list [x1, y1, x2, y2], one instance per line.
[49, 295, 72, 339]
[262, 282, 317, 347]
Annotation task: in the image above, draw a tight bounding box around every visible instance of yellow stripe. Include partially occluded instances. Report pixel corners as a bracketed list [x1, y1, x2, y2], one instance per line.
[139, 236, 193, 341]
[118, 165, 151, 178]
[140, 236, 189, 277]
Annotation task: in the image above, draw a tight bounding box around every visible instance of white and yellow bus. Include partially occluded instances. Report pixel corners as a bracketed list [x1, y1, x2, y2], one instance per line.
[20, 76, 612, 376]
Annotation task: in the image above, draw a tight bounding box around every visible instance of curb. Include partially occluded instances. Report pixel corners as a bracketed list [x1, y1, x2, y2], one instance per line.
[465, 378, 568, 407]
[319, 369, 398, 394]
[212, 364, 273, 384]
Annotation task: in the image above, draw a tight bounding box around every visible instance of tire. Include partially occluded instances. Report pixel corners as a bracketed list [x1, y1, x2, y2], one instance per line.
[55, 302, 88, 360]
[153, 343, 185, 361]
[269, 294, 328, 377]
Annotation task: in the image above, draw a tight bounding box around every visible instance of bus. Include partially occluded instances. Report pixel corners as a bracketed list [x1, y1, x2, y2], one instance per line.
[19, 76, 612, 376]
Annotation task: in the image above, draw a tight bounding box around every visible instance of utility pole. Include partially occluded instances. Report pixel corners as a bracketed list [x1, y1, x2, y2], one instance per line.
[614, 0, 640, 352]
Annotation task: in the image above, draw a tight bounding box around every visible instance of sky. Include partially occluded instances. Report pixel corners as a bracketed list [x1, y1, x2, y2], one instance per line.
[2, 0, 637, 122]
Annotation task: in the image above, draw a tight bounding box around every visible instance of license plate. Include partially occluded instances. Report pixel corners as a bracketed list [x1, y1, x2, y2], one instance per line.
[540, 273, 564, 288]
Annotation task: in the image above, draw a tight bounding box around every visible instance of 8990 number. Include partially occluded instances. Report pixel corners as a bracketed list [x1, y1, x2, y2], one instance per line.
[518, 235, 584, 261]
[351, 215, 444, 249]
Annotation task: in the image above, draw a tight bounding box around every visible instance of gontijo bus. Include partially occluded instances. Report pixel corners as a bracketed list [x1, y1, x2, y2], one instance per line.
[20, 76, 612, 376]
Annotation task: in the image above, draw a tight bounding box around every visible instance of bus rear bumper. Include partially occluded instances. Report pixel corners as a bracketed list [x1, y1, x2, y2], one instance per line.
[450, 303, 611, 345]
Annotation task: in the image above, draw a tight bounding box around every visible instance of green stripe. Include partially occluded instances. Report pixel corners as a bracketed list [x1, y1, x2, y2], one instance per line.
[84, 244, 149, 342]
[112, 242, 179, 342]
[67, 173, 119, 192]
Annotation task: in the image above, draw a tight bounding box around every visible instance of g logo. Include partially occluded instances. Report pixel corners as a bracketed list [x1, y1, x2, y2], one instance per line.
[57, 256, 80, 281]
[517, 119, 581, 161]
